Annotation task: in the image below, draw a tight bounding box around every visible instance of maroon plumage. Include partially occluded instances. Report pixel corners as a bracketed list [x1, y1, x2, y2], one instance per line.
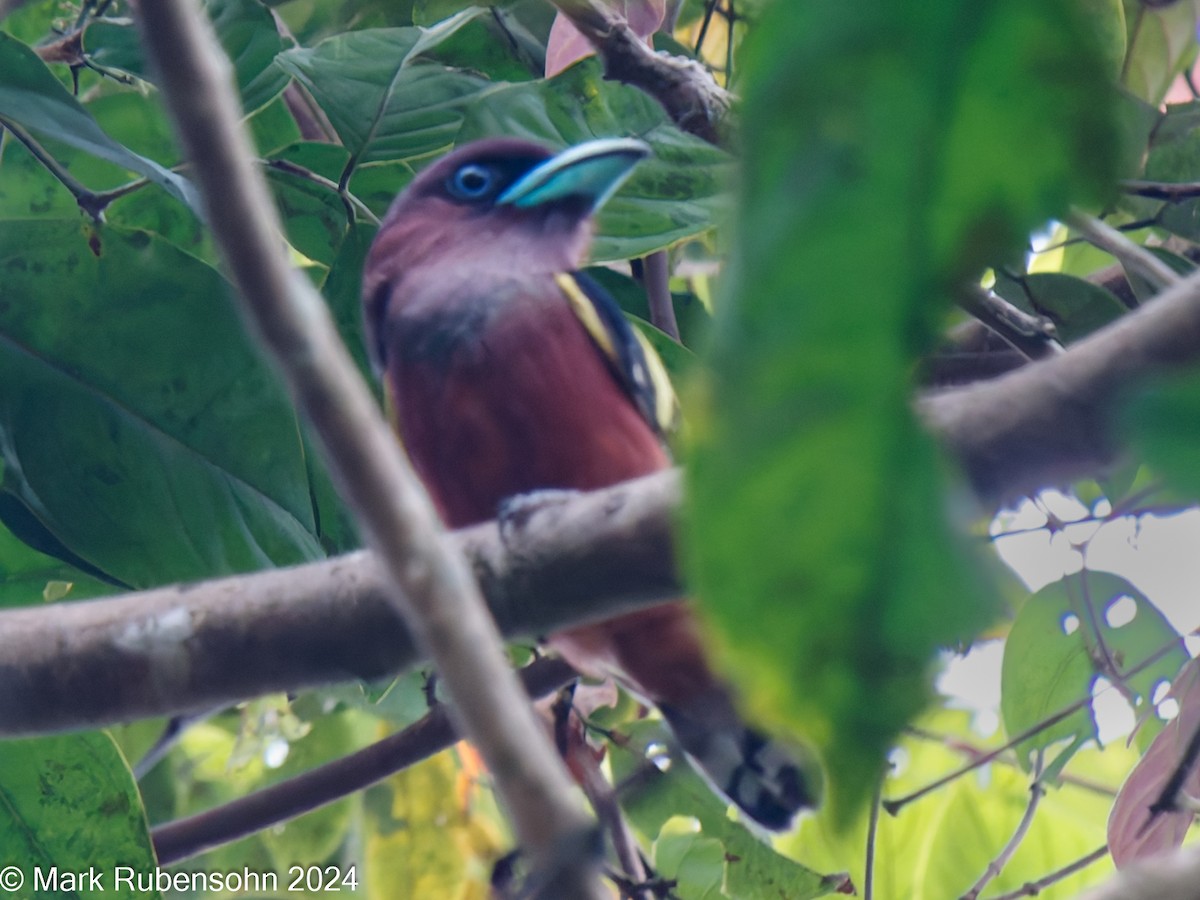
[363, 138, 814, 829]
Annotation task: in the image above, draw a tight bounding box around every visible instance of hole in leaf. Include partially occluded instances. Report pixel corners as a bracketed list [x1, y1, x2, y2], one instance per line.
[972, 709, 999, 739]
[1061, 613, 1080, 635]
[1158, 698, 1180, 721]
[645, 741, 672, 772]
[1093, 677, 1135, 744]
[263, 737, 289, 769]
[1152, 679, 1171, 706]
[887, 746, 909, 777]
[1104, 594, 1138, 628]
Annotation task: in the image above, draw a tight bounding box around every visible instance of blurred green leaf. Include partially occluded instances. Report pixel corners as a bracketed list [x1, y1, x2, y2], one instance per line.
[0, 732, 160, 900]
[0, 221, 323, 587]
[0, 33, 197, 210]
[1126, 368, 1200, 498]
[457, 59, 733, 261]
[686, 0, 1114, 825]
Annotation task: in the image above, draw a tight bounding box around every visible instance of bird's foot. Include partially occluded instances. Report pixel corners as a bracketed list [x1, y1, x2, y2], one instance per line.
[497, 489, 583, 541]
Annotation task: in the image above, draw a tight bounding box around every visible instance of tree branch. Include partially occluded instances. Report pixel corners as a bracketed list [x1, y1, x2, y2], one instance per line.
[134, 3, 605, 894]
[152, 656, 579, 865]
[550, 0, 732, 147]
[0, 471, 680, 736]
[920, 262, 1200, 502]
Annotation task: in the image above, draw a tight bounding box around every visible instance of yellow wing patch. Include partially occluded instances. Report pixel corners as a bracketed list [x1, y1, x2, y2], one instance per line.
[555, 271, 617, 360]
[554, 271, 679, 436]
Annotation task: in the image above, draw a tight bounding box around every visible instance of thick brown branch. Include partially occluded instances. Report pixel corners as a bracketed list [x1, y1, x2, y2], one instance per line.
[920, 264, 1200, 502]
[0, 471, 681, 736]
[550, 0, 732, 146]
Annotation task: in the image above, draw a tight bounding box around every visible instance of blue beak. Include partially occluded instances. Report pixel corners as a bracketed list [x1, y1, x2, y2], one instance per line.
[497, 138, 651, 210]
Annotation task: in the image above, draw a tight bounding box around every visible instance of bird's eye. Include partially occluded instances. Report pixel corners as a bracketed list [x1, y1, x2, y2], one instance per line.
[448, 164, 495, 201]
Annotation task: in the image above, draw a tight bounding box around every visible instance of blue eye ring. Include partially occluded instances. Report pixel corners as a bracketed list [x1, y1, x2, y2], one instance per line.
[448, 163, 495, 200]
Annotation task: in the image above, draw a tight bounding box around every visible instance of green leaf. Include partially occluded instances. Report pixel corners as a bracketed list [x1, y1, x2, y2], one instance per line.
[85, 0, 290, 114]
[0, 502, 115, 608]
[686, 0, 1115, 825]
[1121, 0, 1199, 104]
[0, 33, 197, 211]
[993, 272, 1127, 343]
[1125, 369, 1200, 498]
[208, 0, 292, 112]
[1001, 572, 1187, 771]
[653, 823, 727, 900]
[276, 13, 490, 171]
[611, 720, 839, 900]
[0, 732, 160, 900]
[0, 221, 323, 587]
[457, 59, 733, 261]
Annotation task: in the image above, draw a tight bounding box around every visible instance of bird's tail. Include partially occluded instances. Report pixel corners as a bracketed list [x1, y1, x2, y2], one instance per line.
[659, 687, 818, 831]
[549, 603, 818, 831]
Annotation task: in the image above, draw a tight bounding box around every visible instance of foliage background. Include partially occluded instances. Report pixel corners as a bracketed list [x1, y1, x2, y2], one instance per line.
[2, 0, 1200, 897]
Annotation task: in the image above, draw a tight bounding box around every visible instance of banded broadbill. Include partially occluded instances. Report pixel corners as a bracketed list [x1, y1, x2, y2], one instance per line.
[362, 137, 814, 829]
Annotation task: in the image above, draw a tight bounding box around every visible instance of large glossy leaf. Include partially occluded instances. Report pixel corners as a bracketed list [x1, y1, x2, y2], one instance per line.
[0, 506, 115, 608]
[84, 0, 290, 114]
[1001, 572, 1187, 773]
[0, 34, 197, 211]
[457, 59, 733, 261]
[0, 732, 160, 899]
[276, 12, 490, 170]
[0, 221, 323, 588]
[686, 0, 1116, 824]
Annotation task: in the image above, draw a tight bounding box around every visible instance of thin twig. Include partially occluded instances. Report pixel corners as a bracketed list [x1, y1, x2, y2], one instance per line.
[266, 159, 380, 225]
[883, 637, 1183, 815]
[956, 282, 1063, 360]
[1122, 179, 1200, 201]
[642, 251, 680, 339]
[985, 844, 1108, 900]
[1066, 209, 1181, 292]
[864, 769, 884, 900]
[904, 728, 1118, 798]
[153, 657, 578, 865]
[0, 120, 107, 219]
[694, 0, 718, 54]
[960, 756, 1045, 899]
[553, 688, 652, 900]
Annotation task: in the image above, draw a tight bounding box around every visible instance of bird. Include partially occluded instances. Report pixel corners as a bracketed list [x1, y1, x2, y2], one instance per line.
[361, 136, 816, 830]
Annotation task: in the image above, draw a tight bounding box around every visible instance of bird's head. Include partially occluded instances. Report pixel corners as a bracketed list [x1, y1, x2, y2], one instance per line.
[363, 137, 650, 304]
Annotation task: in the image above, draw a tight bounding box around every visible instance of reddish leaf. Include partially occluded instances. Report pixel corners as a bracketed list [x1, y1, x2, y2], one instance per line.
[545, 0, 665, 77]
[1108, 658, 1200, 867]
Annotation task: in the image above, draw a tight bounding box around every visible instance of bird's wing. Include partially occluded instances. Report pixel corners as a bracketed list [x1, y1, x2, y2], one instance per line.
[554, 271, 679, 437]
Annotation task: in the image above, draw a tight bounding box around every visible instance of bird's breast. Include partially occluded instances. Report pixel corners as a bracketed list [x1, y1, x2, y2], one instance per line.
[385, 284, 668, 528]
